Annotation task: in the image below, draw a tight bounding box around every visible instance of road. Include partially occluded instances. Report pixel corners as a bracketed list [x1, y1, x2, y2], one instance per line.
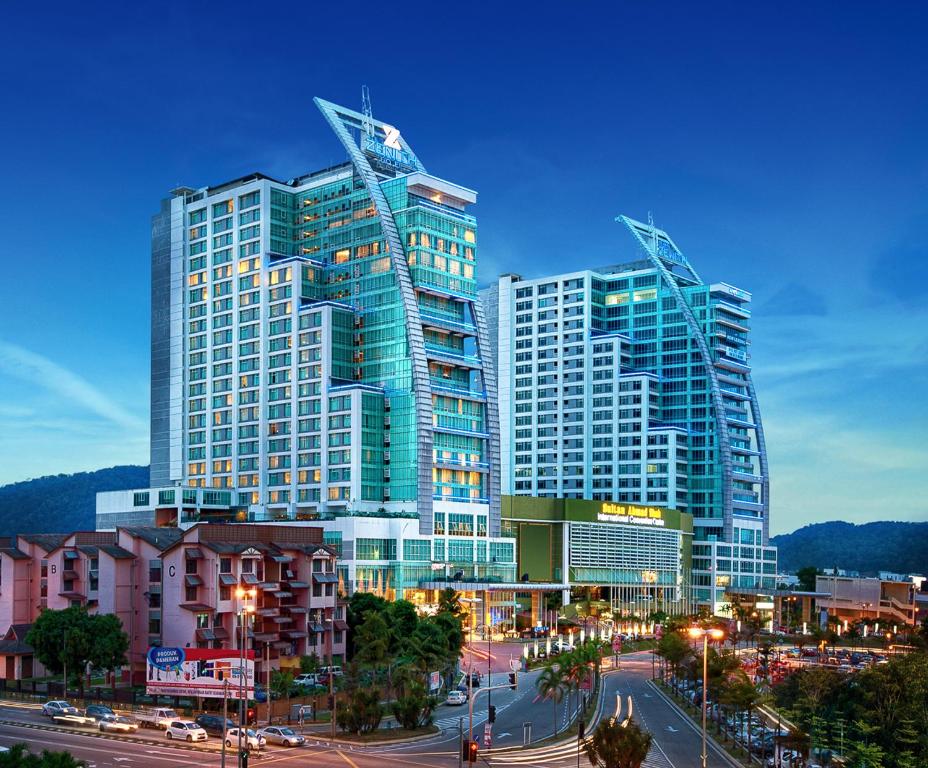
[0, 652, 733, 767]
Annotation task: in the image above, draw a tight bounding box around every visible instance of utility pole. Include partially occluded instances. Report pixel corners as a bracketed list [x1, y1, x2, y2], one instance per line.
[265, 643, 271, 726]
[221, 679, 229, 768]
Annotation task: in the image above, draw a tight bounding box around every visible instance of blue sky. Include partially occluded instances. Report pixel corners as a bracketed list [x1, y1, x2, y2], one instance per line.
[1, 2, 926, 534]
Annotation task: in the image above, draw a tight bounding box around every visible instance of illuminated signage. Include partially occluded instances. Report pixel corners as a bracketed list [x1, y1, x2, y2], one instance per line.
[363, 124, 419, 171]
[597, 503, 665, 527]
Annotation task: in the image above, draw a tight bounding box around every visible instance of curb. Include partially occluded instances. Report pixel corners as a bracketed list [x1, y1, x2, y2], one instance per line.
[0, 718, 273, 758]
[646, 681, 745, 768]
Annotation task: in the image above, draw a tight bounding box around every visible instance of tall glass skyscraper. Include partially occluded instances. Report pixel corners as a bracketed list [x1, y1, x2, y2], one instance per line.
[482, 216, 775, 607]
[149, 97, 502, 551]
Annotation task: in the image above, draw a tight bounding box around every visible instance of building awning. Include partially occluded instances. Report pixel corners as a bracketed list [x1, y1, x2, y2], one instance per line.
[272, 641, 292, 650]
[57, 591, 85, 600]
[185, 548, 204, 560]
[253, 632, 279, 642]
[334, 620, 349, 631]
[212, 627, 230, 640]
[312, 573, 338, 584]
[62, 570, 80, 580]
[287, 581, 309, 589]
[270, 554, 293, 563]
[179, 603, 214, 612]
[282, 630, 307, 639]
[219, 573, 238, 586]
[62, 551, 80, 560]
[418, 580, 570, 592]
[258, 582, 279, 591]
[241, 573, 259, 585]
[196, 628, 217, 641]
[309, 622, 325, 633]
[185, 574, 203, 587]
[270, 591, 292, 599]
[256, 608, 279, 617]
[285, 606, 308, 614]
[271, 616, 292, 624]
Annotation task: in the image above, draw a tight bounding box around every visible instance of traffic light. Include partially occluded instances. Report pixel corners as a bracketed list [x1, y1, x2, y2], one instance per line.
[508, 672, 517, 690]
[246, 707, 256, 724]
[240, 748, 249, 768]
[488, 704, 496, 723]
[463, 738, 478, 763]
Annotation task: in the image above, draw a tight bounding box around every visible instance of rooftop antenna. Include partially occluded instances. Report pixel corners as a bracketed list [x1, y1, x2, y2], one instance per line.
[648, 210, 658, 253]
[361, 85, 374, 138]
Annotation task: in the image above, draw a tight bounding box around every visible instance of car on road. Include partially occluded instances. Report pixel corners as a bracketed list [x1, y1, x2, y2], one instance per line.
[42, 701, 79, 717]
[165, 720, 208, 742]
[446, 690, 467, 706]
[98, 714, 139, 733]
[554, 640, 574, 653]
[258, 726, 305, 747]
[194, 713, 235, 736]
[136, 707, 179, 729]
[84, 705, 116, 722]
[225, 727, 265, 750]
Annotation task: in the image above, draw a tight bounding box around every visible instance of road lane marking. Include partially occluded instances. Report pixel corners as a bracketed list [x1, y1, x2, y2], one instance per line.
[336, 751, 361, 768]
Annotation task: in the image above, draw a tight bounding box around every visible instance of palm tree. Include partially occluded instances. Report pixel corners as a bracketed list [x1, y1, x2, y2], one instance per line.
[584, 719, 652, 768]
[437, 588, 464, 619]
[536, 664, 566, 738]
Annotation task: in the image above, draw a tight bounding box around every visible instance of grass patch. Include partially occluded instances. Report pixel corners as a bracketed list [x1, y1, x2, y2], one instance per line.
[332, 724, 439, 743]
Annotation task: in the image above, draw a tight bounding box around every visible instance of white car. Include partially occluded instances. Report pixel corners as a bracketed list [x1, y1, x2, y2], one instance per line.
[293, 673, 318, 687]
[42, 701, 78, 717]
[257, 726, 305, 747]
[165, 720, 208, 742]
[225, 727, 265, 750]
[99, 715, 140, 733]
[446, 690, 467, 706]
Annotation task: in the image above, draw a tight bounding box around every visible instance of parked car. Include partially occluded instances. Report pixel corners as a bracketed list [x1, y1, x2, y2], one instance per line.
[319, 665, 343, 677]
[84, 705, 116, 722]
[257, 726, 305, 747]
[42, 701, 78, 717]
[98, 714, 139, 733]
[293, 673, 318, 688]
[165, 720, 208, 742]
[446, 690, 467, 706]
[224, 727, 265, 751]
[194, 713, 235, 736]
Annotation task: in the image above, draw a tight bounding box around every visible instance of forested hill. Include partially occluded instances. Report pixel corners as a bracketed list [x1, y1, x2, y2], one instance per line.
[0, 465, 149, 535]
[772, 520, 928, 575]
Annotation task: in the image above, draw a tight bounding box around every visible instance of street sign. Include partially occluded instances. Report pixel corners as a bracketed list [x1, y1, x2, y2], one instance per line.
[523, 721, 532, 746]
[483, 722, 492, 748]
[655, 624, 664, 640]
[612, 635, 622, 653]
[429, 671, 441, 691]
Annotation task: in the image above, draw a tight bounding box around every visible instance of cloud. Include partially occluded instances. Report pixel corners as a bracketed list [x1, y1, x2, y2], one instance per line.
[0, 340, 146, 433]
[867, 244, 928, 306]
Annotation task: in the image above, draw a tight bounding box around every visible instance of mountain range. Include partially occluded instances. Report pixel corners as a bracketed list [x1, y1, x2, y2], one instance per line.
[0, 465, 149, 536]
[0, 467, 924, 576]
[771, 520, 928, 575]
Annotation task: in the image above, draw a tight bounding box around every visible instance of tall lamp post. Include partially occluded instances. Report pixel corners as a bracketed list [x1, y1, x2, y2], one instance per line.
[689, 626, 725, 768]
[236, 588, 256, 768]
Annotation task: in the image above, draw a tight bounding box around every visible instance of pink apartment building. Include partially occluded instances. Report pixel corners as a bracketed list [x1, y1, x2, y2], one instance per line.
[0, 524, 344, 683]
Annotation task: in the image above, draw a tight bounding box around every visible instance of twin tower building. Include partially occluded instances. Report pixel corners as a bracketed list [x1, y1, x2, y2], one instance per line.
[97, 97, 775, 619]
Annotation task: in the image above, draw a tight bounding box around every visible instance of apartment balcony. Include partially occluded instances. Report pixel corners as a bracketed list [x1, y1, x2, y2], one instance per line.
[420, 312, 478, 336]
[424, 344, 483, 369]
[433, 455, 490, 472]
[429, 378, 487, 401]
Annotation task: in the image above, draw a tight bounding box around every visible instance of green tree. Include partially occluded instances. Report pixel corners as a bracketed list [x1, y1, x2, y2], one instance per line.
[796, 566, 819, 592]
[390, 674, 436, 730]
[584, 719, 652, 768]
[436, 588, 464, 619]
[0, 744, 87, 767]
[270, 669, 294, 716]
[536, 664, 566, 738]
[299, 654, 320, 674]
[26, 607, 127, 693]
[655, 631, 690, 694]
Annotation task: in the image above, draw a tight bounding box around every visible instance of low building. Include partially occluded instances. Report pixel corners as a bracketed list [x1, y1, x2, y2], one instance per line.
[815, 573, 918, 627]
[0, 524, 343, 682]
[501, 496, 696, 617]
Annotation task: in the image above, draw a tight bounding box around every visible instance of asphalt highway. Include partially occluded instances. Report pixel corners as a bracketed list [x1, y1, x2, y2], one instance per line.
[0, 651, 735, 767]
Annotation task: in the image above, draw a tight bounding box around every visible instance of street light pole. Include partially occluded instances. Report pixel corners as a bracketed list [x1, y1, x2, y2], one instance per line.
[689, 626, 725, 768]
[236, 588, 255, 768]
